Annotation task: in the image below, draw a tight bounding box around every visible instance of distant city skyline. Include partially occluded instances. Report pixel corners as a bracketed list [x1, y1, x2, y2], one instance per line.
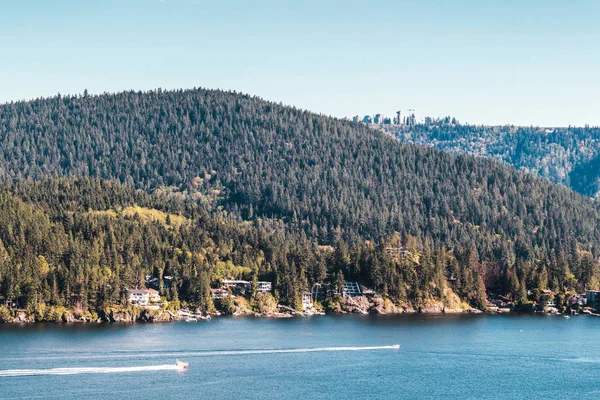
[1, 0, 600, 127]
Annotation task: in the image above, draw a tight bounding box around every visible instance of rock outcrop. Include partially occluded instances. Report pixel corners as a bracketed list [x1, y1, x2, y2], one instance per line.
[335, 286, 471, 315]
[107, 310, 136, 323]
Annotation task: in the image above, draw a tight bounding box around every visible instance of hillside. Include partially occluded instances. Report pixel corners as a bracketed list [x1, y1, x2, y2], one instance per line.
[1, 89, 600, 317]
[383, 123, 600, 198]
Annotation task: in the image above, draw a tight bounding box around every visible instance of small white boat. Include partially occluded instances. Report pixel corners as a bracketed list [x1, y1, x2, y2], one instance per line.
[392, 344, 401, 349]
[564, 315, 571, 319]
[185, 317, 198, 322]
[175, 361, 189, 370]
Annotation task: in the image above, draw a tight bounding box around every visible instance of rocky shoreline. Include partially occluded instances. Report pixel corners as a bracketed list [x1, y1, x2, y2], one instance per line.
[0, 293, 487, 324]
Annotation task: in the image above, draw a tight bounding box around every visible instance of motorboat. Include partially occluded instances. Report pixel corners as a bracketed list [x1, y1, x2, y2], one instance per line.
[175, 361, 189, 370]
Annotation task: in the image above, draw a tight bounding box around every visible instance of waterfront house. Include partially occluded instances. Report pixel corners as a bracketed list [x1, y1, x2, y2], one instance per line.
[128, 289, 150, 306]
[211, 288, 229, 300]
[256, 281, 272, 294]
[359, 284, 374, 295]
[222, 280, 252, 290]
[570, 295, 587, 306]
[586, 290, 600, 306]
[128, 289, 161, 306]
[343, 281, 361, 297]
[302, 293, 313, 310]
[145, 289, 161, 303]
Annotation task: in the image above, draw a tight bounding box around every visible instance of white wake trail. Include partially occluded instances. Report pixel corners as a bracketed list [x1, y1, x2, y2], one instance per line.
[196, 344, 401, 356]
[0, 345, 401, 376]
[0, 365, 181, 377]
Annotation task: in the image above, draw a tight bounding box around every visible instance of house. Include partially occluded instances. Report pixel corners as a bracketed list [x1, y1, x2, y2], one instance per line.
[586, 290, 600, 306]
[256, 281, 272, 294]
[302, 293, 313, 310]
[145, 289, 161, 303]
[384, 247, 411, 256]
[211, 288, 229, 300]
[128, 289, 161, 306]
[570, 295, 587, 306]
[222, 280, 251, 290]
[311, 282, 330, 301]
[128, 289, 150, 306]
[145, 276, 160, 290]
[343, 281, 361, 297]
[359, 284, 374, 295]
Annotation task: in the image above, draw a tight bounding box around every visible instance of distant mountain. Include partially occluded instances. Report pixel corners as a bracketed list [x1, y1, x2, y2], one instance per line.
[570, 154, 600, 197]
[382, 123, 600, 198]
[1, 89, 600, 316]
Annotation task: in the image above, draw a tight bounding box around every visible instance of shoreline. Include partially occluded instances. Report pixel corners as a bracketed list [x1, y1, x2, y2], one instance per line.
[0, 307, 580, 325]
[2, 292, 585, 324]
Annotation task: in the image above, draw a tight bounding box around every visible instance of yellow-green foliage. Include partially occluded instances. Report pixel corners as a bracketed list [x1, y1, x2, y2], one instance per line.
[44, 306, 68, 322]
[213, 260, 252, 281]
[87, 205, 189, 228]
[27, 304, 72, 322]
[442, 287, 471, 310]
[0, 305, 13, 322]
[122, 205, 188, 228]
[253, 293, 277, 314]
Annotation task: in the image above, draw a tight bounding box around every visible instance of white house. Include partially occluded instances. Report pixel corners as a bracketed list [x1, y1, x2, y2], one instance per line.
[145, 289, 161, 303]
[222, 280, 251, 290]
[128, 289, 161, 306]
[128, 289, 150, 306]
[302, 293, 313, 310]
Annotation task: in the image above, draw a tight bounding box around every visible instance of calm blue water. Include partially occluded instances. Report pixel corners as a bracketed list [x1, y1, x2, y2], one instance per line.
[0, 314, 599, 399]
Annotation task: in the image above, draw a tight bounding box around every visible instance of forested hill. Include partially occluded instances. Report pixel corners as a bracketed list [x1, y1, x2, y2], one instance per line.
[1, 89, 600, 315]
[0, 89, 598, 244]
[384, 123, 600, 198]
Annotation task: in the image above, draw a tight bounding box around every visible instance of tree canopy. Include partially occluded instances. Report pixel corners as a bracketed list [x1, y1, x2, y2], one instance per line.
[0, 88, 599, 316]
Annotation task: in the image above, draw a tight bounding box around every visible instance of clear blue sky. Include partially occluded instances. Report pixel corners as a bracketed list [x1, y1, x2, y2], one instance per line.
[1, 0, 599, 126]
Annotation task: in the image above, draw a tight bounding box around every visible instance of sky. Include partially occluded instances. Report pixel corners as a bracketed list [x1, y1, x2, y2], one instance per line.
[1, 0, 599, 126]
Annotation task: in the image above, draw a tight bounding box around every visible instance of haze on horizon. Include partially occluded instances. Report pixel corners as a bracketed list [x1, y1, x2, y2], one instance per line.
[1, 0, 599, 127]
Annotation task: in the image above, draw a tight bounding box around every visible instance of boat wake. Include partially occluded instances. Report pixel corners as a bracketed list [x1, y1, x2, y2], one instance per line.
[0, 364, 181, 377]
[0, 345, 400, 376]
[196, 344, 401, 356]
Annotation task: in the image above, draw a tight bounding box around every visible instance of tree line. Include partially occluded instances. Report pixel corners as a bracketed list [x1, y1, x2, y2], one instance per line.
[0, 89, 599, 317]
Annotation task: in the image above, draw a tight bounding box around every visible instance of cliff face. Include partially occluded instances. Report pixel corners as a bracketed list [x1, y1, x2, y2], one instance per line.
[336, 287, 473, 315]
[109, 308, 180, 323]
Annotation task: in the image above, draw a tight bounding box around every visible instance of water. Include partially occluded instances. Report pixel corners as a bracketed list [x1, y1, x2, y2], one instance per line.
[0, 314, 598, 399]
